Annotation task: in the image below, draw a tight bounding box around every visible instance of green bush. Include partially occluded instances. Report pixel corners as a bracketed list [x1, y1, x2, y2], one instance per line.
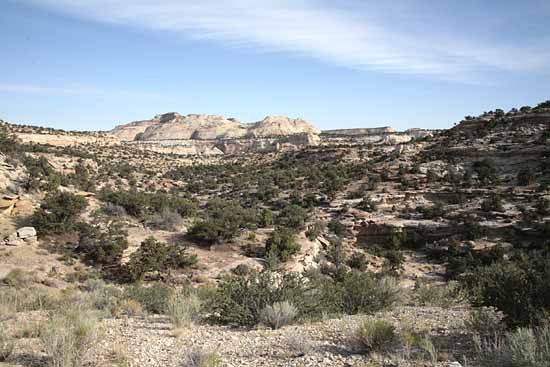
[347, 251, 368, 271]
[125, 237, 197, 281]
[356, 197, 377, 212]
[327, 219, 348, 237]
[481, 194, 505, 212]
[188, 199, 260, 245]
[473, 159, 499, 185]
[417, 202, 446, 219]
[98, 189, 197, 220]
[76, 222, 128, 265]
[339, 273, 400, 314]
[0, 127, 21, 156]
[467, 255, 550, 327]
[265, 228, 300, 262]
[207, 271, 317, 327]
[31, 191, 87, 235]
[68, 161, 96, 192]
[305, 221, 325, 241]
[276, 204, 308, 230]
[22, 155, 67, 191]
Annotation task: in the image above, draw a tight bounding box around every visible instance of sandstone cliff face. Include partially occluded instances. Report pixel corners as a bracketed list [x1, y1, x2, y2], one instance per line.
[322, 127, 395, 136]
[109, 119, 158, 141]
[247, 116, 320, 137]
[136, 114, 247, 141]
[110, 113, 319, 141]
[125, 132, 320, 156]
[16, 133, 116, 147]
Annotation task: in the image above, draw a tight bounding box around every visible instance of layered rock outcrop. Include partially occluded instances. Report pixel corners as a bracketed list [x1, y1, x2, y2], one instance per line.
[110, 113, 320, 142]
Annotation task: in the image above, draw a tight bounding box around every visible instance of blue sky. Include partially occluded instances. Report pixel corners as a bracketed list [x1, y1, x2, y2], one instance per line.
[1, 0, 549, 131]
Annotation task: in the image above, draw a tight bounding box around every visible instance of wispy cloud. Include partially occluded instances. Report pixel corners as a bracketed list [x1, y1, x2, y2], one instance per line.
[0, 84, 100, 95]
[0, 83, 166, 98]
[25, 0, 550, 81]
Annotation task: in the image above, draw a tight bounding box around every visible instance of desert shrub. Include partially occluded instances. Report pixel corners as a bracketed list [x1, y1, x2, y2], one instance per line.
[414, 280, 464, 308]
[166, 292, 201, 328]
[265, 228, 300, 262]
[231, 264, 251, 276]
[101, 202, 127, 217]
[68, 161, 96, 192]
[99, 189, 197, 220]
[466, 307, 505, 338]
[82, 279, 122, 311]
[124, 283, 174, 314]
[338, 272, 400, 315]
[258, 208, 274, 227]
[475, 325, 550, 367]
[517, 167, 536, 186]
[305, 221, 324, 241]
[347, 251, 368, 271]
[382, 249, 405, 273]
[41, 310, 99, 367]
[535, 198, 550, 216]
[113, 299, 143, 317]
[147, 208, 183, 231]
[285, 333, 313, 357]
[259, 301, 298, 329]
[179, 348, 221, 367]
[188, 199, 260, 245]
[14, 321, 46, 338]
[98, 189, 149, 218]
[207, 271, 317, 327]
[0, 286, 59, 313]
[125, 237, 197, 280]
[356, 197, 377, 212]
[1, 268, 35, 288]
[22, 155, 67, 191]
[76, 222, 128, 266]
[327, 219, 348, 237]
[0, 127, 21, 156]
[0, 329, 15, 362]
[417, 202, 445, 219]
[326, 239, 347, 275]
[275, 204, 308, 230]
[466, 255, 550, 327]
[349, 319, 399, 355]
[481, 194, 505, 212]
[31, 191, 87, 235]
[473, 159, 498, 185]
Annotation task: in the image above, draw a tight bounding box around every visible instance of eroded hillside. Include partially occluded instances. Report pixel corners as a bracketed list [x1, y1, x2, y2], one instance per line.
[1, 101, 550, 367]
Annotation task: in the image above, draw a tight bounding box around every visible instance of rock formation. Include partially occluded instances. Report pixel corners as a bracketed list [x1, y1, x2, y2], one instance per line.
[110, 113, 320, 142]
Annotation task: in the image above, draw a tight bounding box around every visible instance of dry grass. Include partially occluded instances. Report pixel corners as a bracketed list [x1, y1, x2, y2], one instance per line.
[166, 292, 201, 328]
[259, 301, 298, 330]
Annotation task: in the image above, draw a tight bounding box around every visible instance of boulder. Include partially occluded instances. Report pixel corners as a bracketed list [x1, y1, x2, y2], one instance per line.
[3, 227, 38, 246]
[17, 227, 37, 239]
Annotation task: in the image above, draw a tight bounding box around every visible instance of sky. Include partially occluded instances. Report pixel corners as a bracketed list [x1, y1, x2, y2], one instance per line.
[1, 0, 549, 131]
